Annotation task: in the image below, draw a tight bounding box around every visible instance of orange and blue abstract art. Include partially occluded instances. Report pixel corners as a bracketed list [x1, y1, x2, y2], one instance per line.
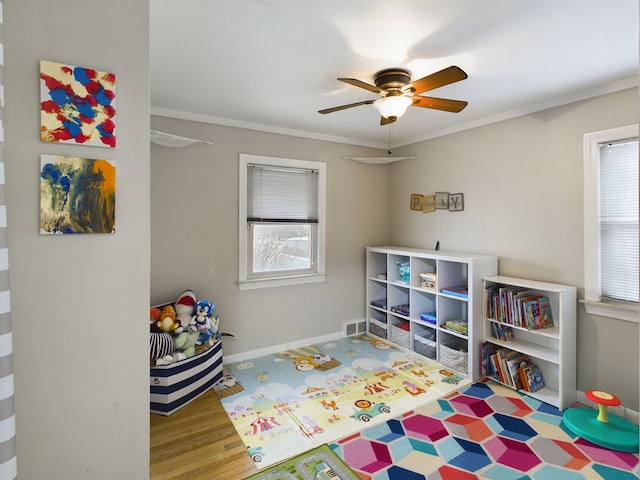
[40, 155, 115, 234]
[40, 60, 116, 148]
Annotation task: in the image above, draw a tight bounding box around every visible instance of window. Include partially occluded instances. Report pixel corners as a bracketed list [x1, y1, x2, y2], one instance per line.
[583, 125, 639, 322]
[238, 154, 326, 290]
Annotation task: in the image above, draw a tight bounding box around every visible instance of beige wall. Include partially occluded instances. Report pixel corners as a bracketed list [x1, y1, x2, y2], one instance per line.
[389, 88, 639, 408]
[5, 1, 150, 478]
[152, 88, 638, 409]
[150, 116, 389, 356]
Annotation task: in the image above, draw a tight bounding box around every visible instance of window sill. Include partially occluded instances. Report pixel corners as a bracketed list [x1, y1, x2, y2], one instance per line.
[238, 272, 326, 291]
[581, 299, 639, 323]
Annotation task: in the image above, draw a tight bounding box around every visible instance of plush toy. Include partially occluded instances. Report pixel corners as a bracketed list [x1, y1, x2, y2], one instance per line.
[210, 315, 221, 341]
[150, 332, 174, 360]
[156, 305, 183, 334]
[150, 307, 163, 333]
[174, 290, 197, 330]
[155, 327, 200, 365]
[173, 328, 199, 360]
[190, 299, 217, 346]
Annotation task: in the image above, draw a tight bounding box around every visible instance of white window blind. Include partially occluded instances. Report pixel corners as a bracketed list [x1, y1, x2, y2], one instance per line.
[598, 138, 639, 303]
[247, 164, 319, 223]
[239, 154, 326, 290]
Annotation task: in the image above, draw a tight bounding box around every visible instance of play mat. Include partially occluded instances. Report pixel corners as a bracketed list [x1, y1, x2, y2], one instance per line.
[214, 335, 470, 469]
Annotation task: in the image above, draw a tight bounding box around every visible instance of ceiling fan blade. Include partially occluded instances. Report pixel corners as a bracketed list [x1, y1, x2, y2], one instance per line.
[380, 116, 396, 126]
[411, 96, 468, 113]
[338, 78, 382, 93]
[318, 99, 375, 115]
[407, 66, 468, 95]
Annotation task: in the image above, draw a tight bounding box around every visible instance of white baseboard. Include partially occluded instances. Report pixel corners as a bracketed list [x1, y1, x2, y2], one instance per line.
[223, 330, 345, 364]
[576, 390, 639, 426]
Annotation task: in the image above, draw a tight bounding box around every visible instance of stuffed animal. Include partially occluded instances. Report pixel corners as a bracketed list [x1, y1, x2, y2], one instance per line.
[150, 307, 163, 333]
[150, 332, 174, 360]
[155, 327, 200, 365]
[190, 299, 217, 346]
[156, 305, 183, 334]
[174, 290, 197, 330]
[210, 315, 221, 341]
[173, 328, 199, 360]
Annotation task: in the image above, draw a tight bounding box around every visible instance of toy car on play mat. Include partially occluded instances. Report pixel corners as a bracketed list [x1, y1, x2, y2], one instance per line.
[350, 400, 391, 422]
[247, 445, 264, 463]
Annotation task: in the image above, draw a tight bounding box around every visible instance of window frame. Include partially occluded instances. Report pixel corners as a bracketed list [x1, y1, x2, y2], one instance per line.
[238, 154, 326, 290]
[583, 124, 639, 323]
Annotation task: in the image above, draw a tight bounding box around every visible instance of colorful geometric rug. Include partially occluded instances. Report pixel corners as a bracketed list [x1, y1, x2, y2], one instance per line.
[330, 379, 640, 479]
[243, 444, 360, 480]
[214, 335, 469, 469]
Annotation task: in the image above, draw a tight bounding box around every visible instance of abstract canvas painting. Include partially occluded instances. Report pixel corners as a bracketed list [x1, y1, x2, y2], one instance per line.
[40, 60, 116, 148]
[40, 155, 116, 234]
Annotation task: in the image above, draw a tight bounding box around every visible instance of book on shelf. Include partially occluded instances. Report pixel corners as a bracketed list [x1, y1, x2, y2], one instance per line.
[491, 322, 514, 341]
[490, 349, 506, 384]
[512, 290, 536, 327]
[391, 304, 410, 316]
[497, 349, 510, 386]
[537, 296, 554, 328]
[520, 363, 545, 392]
[506, 351, 530, 390]
[480, 342, 489, 377]
[444, 319, 468, 335]
[483, 343, 510, 386]
[482, 342, 545, 393]
[484, 284, 555, 330]
[484, 285, 499, 320]
[441, 285, 468, 299]
[500, 286, 525, 325]
[420, 311, 437, 324]
[523, 295, 555, 330]
[522, 296, 541, 330]
[371, 299, 387, 309]
[518, 365, 530, 391]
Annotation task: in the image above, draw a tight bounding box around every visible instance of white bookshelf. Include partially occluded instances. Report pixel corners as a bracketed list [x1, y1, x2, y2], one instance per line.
[366, 246, 498, 380]
[482, 275, 577, 410]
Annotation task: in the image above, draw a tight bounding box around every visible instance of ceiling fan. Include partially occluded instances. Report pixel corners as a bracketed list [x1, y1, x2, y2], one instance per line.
[318, 65, 468, 125]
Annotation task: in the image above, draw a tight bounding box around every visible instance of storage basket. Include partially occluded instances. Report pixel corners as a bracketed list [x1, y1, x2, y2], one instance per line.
[368, 317, 388, 339]
[390, 322, 410, 348]
[439, 339, 468, 374]
[414, 335, 436, 360]
[418, 327, 435, 341]
[150, 339, 223, 415]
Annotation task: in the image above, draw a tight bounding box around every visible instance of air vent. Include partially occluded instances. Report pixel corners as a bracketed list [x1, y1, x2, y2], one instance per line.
[344, 320, 368, 336]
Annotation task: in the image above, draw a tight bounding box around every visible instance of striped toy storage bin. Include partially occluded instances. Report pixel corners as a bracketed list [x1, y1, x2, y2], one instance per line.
[150, 338, 223, 415]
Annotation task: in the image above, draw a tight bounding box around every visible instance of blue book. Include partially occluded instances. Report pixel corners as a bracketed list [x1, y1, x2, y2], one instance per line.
[524, 364, 545, 392]
[420, 311, 437, 324]
[441, 285, 468, 299]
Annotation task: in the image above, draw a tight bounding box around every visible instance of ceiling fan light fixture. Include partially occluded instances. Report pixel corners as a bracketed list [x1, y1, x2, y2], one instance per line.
[373, 95, 412, 119]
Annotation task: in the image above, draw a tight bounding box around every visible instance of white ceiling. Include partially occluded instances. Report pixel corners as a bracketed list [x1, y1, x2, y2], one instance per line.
[150, 0, 639, 149]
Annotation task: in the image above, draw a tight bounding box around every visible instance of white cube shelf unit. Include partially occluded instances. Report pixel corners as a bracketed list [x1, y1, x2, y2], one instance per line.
[482, 275, 577, 410]
[366, 246, 498, 380]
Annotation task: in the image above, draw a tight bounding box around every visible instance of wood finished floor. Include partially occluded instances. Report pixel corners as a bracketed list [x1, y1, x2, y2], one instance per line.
[150, 389, 258, 480]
